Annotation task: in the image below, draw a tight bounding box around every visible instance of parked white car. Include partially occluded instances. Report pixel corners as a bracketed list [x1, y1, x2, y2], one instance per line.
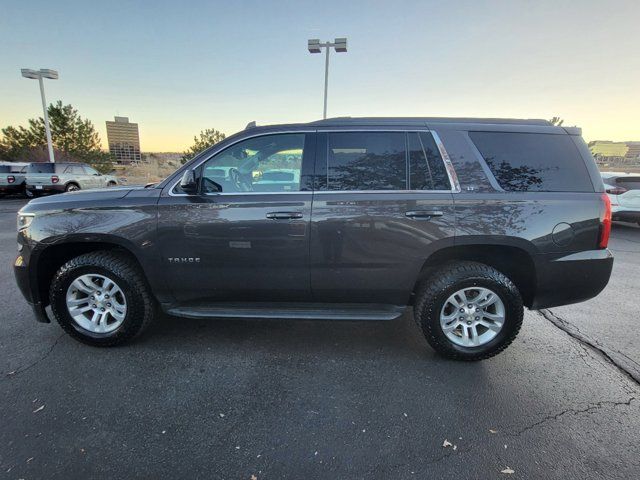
[602, 172, 640, 225]
[25, 162, 118, 197]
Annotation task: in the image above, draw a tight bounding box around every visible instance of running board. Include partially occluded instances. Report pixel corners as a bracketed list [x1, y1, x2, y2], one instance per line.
[165, 303, 406, 321]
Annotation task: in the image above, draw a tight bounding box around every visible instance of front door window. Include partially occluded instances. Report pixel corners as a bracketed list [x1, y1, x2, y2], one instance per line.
[200, 134, 305, 194]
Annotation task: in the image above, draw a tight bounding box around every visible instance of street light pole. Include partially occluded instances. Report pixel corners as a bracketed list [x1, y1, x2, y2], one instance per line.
[21, 68, 59, 163]
[323, 44, 330, 120]
[308, 38, 347, 119]
[37, 75, 55, 163]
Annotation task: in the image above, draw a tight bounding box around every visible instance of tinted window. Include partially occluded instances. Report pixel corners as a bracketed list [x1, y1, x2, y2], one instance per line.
[408, 132, 451, 190]
[27, 163, 56, 173]
[616, 176, 640, 190]
[324, 132, 406, 191]
[64, 165, 85, 174]
[0, 166, 10, 173]
[469, 132, 593, 192]
[200, 133, 305, 193]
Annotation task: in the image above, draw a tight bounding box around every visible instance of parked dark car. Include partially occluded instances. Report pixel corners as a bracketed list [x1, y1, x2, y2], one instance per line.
[14, 117, 613, 360]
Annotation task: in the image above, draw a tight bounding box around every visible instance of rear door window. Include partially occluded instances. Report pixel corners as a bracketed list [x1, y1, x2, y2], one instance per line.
[64, 165, 85, 175]
[321, 132, 406, 191]
[469, 132, 594, 192]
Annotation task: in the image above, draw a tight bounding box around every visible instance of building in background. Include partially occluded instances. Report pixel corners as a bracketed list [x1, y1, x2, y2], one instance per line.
[106, 116, 141, 163]
[589, 140, 640, 168]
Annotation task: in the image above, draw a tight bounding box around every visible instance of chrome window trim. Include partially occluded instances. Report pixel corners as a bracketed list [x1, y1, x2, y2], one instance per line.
[313, 189, 454, 195]
[429, 131, 461, 193]
[169, 128, 460, 196]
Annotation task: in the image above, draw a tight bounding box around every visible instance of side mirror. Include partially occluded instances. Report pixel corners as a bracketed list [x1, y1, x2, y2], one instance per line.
[180, 170, 198, 194]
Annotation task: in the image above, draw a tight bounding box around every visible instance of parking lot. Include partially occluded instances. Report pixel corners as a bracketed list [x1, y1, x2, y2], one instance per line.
[1, 197, 639, 479]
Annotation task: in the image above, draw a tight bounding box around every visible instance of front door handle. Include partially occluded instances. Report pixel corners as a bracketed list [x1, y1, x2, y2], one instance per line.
[266, 211, 304, 220]
[405, 210, 444, 219]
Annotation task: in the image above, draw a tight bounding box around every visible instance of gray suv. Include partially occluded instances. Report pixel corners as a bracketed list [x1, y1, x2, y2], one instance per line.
[25, 162, 118, 197]
[14, 117, 613, 360]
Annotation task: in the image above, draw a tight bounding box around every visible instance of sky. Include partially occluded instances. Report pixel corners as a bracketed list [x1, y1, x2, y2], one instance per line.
[1, 0, 639, 152]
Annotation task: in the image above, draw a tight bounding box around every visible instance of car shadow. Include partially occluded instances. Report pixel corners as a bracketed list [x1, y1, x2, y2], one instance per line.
[130, 308, 493, 373]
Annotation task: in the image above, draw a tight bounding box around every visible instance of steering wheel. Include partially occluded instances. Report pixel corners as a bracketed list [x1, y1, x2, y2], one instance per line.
[229, 167, 252, 192]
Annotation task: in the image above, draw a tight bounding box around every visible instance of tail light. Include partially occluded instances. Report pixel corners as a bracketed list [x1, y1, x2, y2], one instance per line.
[599, 193, 612, 249]
[7, 175, 15, 184]
[605, 186, 627, 195]
[51, 175, 59, 184]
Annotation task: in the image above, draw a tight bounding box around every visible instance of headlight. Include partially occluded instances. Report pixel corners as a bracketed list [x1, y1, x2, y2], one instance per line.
[17, 213, 34, 231]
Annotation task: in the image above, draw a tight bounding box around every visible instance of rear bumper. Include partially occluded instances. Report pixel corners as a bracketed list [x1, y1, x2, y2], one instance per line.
[531, 249, 613, 309]
[26, 184, 66, 194]
[612, 210, 640, 222]
[0, 184, 24, 194]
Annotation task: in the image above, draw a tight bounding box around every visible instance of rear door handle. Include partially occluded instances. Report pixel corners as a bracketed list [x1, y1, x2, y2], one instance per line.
[266, 211, 304, 220]
[405, 210, 444, 219]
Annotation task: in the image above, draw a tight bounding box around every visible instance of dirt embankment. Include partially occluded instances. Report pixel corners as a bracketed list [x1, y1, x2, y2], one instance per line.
[116, 152, 182, 185]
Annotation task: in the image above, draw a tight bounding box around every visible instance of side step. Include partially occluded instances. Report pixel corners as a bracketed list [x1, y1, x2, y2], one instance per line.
[165, 302, 406, 321]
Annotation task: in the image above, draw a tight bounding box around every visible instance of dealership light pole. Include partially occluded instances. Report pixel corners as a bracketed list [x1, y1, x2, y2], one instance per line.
[21, 68, 59, 163]
[307, 38, 347, 119]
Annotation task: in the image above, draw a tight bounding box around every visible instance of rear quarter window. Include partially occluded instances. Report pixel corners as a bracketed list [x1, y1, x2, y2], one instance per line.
[469, 132, 594, 192]
[27, 163, 56, 173]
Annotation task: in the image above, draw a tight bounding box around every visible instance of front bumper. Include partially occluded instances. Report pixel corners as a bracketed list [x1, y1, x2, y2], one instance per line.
[532, 249, 614, 309]
[14, 254, 50, 323]
[26, 184, 66, 194]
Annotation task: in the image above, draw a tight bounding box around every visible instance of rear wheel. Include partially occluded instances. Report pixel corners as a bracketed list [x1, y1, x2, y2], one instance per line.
[50, 251, 155, 346]
[65, 183, 80, 192]
[414, 261, 523, 361]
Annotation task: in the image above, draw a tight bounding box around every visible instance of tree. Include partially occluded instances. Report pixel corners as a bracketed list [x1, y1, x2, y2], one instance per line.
[0, 101, 113, 173]
[549, 116, 564, 126]
[181, 128, 226, 164]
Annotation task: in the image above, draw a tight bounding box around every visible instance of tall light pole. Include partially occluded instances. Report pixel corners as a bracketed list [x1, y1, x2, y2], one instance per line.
[308, 38, 347, 119]
[21, 68, 59, 163]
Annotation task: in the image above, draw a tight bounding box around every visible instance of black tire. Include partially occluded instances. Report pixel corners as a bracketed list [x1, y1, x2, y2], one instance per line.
[65, 183, 80, 192]
[50, 251, 155, 347]
[414, 261, 523, 361]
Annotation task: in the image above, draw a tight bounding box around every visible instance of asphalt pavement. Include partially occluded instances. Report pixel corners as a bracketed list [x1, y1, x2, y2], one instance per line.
[1, 197, 639, 479]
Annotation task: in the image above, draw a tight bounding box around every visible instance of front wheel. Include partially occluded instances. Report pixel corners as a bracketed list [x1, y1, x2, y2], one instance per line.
[50, 251, 155, 346]
[414, 261, 523, 361]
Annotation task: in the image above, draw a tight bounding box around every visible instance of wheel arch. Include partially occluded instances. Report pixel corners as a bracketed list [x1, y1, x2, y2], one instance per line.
[31, 236, 155, 308]
[413, 243, 537, 308]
